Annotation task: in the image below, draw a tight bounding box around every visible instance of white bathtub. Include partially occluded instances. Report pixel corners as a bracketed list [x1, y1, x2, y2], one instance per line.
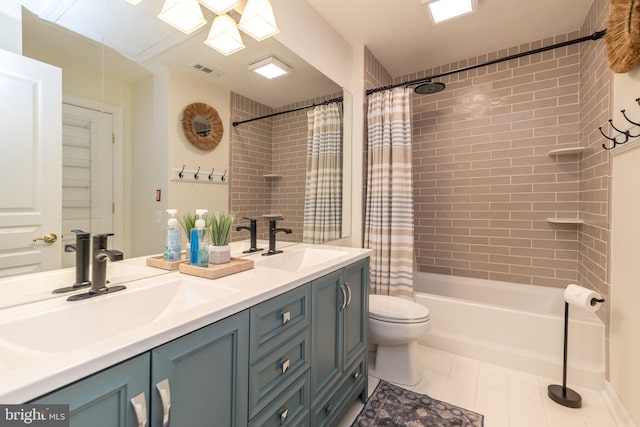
[414, 272, 605, 389]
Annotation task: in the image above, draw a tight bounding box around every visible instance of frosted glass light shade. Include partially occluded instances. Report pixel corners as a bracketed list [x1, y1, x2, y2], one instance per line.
[423, 0, 475, 23]
[158, 0, 207, 34]
[126, 0, 143, 4]
[205, 14, 245, 55]
[199, 0, 239, 14]
[249, 56, 290, 79]
[238, 0, 279, 41]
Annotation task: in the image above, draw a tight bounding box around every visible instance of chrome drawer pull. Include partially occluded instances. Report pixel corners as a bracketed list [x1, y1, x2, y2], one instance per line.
[339, 284, 347, 310]
[326, 403, 334, 414]
[280, 408, 289, 425]
[156, 378, 171, 427]
[130, 392, 148, 427]
[353, 371, 360, 380]
[281, 359, 290, 374]
[345, 282, 352, 306]
[281, 311, 291, 324]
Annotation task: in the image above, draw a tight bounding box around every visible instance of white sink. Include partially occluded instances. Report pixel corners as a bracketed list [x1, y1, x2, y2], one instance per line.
[0, 278, 237, 354]
[0, 261, 169, 309]
[254, 246, 350, 272]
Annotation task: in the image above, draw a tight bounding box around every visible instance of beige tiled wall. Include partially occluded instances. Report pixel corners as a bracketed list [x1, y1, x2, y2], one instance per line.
[398, 33, 587, 286]
[577, 0, 611, 330]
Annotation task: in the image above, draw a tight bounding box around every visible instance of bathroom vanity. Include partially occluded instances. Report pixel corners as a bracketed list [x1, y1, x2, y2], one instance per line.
[0, 244, 370, 427]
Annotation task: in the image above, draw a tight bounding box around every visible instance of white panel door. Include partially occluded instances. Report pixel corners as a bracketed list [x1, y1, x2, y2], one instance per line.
[0, 49, 62, 277]
[61, 104, 113, 268]
[611, 143, 640, 426]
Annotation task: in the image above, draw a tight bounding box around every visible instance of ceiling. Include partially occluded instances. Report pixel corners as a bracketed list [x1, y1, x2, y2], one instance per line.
[307, 0, 595, 77]
[19, 0, 341, 108]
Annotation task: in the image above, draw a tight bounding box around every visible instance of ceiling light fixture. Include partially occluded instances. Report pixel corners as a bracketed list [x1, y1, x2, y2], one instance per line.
[238, 0, 279, 41]
[249, 56, 291, 79]
[158, 0, 207, 34]
[205, 14, 246, 55]
[423, 0, 476, 24]
[199, 0, 240, 15]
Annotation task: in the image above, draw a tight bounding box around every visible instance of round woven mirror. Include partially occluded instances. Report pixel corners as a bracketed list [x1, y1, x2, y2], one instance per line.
[181, 102, 223, 150]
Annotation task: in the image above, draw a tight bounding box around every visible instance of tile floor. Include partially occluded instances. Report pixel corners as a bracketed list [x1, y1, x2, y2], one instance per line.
[337, 345, 619, 427]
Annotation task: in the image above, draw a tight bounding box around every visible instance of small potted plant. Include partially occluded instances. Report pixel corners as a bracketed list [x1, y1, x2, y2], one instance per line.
[177, 212, 197, 261]
[208, 212, 234, 264]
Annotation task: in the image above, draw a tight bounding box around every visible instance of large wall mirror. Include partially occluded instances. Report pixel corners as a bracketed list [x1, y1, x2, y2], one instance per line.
[1, 2, 349, 307]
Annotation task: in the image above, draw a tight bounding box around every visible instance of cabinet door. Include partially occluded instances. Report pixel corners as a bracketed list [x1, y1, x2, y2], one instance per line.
[343, 258, 369, 369]
[151, 311, 249, 427]
[310, 269, 344, 404]
[31, 353, 150, 427]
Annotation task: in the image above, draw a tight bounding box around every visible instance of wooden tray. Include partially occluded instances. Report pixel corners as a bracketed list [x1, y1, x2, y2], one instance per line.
[178, 257, 254, 279]
[146, 253, 189, 271]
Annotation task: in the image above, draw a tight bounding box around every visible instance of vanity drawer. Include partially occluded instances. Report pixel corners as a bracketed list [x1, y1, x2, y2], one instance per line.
[249, 370, 310, 427]
[250, 283, 311, 360]
[249, 327, 311, 418]
[311, 354, 366, 427]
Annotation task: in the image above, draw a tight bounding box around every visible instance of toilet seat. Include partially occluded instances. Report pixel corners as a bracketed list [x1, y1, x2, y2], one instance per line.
[369, 294, 430, 324]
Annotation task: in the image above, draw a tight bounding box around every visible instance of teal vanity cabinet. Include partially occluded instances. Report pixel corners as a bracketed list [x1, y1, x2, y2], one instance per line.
[31, 354, 150, 427]
[150, 310, 249, 427]
[310, 258, 369, 427]
[32, 311, 249, 427]
[248, 283, 312, 426]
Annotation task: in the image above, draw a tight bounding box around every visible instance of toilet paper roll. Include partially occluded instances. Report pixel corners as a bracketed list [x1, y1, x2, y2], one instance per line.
[564, 284, 604, 312]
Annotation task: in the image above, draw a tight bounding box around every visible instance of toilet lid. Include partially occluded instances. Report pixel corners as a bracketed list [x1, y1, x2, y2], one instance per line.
[369, 294, 430, 324]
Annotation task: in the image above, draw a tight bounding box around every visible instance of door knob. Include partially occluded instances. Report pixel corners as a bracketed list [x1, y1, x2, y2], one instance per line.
[33, 233, 58, 244]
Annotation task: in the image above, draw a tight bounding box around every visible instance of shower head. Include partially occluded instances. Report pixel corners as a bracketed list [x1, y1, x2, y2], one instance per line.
[414, 81, 446, 95]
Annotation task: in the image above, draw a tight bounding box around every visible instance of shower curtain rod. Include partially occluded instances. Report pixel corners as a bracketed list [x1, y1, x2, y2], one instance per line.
[232, 96, 343, 127]
[366, 29, 607, 95]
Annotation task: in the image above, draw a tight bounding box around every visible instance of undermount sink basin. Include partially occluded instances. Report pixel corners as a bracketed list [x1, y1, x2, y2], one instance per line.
[0, 278, 237, 354]
[255, 246, 350, 272]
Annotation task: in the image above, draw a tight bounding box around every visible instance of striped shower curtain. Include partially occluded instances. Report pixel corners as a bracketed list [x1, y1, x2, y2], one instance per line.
[303, 103, 343, 243]
[365, 88, 414, 297]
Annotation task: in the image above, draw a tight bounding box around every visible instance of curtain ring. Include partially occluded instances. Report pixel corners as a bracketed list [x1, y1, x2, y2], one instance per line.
[208, 168, 215, 181]
[194, 166, 200, 180]
[178, 164, 185, 178]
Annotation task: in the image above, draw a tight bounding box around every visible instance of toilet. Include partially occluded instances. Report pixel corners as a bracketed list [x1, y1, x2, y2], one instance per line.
[368, 294, 431, 385]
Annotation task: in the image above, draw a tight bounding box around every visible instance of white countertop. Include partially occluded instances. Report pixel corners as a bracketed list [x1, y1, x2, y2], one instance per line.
[0, 243, 370, 403]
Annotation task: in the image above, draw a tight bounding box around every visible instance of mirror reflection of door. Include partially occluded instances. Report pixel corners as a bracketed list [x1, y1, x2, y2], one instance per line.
[61, 103, 114, 268]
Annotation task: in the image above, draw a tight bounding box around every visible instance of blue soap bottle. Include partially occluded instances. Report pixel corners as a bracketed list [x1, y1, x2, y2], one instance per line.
[190, 209, 209, 267]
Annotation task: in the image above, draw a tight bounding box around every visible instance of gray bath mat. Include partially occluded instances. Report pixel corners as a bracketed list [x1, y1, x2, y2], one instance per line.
[351, 380, 484, 426]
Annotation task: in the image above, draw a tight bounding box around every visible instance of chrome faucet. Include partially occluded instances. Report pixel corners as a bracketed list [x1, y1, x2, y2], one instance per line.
[236, 217, 263, 253]
[53, 229, 91, 294]
[68, 233, 126, 301]
[263, 218, 292, 256]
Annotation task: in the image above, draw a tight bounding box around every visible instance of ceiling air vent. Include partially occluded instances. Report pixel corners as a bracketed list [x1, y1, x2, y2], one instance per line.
[191, 63, 223, 77]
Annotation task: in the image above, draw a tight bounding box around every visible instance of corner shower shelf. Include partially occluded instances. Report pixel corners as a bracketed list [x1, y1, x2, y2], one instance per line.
[547, 147, 586, 156]
[546, 218, 585, 224]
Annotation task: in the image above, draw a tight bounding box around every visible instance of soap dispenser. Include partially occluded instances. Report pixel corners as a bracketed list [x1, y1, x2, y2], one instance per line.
[164, 209, 182, 261]
[190, 209, 210, 267]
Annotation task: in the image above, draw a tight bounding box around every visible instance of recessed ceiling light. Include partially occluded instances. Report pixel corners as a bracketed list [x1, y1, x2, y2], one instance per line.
[422, 0, 476, 24]
[249, 56, 291, 79]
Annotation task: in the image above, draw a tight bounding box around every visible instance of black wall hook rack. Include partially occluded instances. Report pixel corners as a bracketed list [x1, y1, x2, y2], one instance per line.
[601, 97, 640, 150]
[170, 166, 228, 184]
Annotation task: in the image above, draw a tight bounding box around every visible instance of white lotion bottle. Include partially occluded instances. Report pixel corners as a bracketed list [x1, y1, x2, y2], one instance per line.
[164, 209, 182, 261]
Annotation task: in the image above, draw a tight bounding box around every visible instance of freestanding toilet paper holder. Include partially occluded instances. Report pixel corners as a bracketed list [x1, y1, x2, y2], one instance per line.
[548, 296, 605, 408]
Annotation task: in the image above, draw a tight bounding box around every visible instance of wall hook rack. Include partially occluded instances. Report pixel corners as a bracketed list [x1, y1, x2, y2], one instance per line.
[601, 97, 640, 150]
[170, 166, 228, 184]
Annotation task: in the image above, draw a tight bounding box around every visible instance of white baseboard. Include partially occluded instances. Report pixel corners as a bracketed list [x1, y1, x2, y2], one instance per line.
[602, 381, 637, 427]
